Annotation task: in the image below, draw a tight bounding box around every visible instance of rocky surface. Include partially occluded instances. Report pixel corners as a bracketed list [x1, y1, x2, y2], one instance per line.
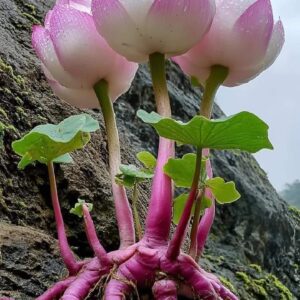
[0, 0, 299, 299]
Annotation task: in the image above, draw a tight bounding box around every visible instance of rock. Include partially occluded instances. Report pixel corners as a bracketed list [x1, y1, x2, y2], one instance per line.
[0, 0, 299, 299]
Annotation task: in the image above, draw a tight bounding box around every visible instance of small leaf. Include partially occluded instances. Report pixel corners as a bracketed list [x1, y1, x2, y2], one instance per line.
[12, 114, 99, 169]
[137, 110, 273, 153]
[70, 199, 93, 218]
[205, 177, 241, 204]
[116, 164, 154, 188]
[201, 196, 212, 211]
[173, 194, 212, 225]
[164, 153, 207, 188]
[53, 153, 73, 164]
[173, 193, 193, 225]
[136, 151, 157, 170]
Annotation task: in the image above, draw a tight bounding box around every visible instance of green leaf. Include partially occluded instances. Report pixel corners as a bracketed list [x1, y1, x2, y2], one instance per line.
[164, 153, 196, 188]
[53, 153, 73, 164]
[201, 196, 213, 211]
[173, 193, 212, 225]
[70, 199, 93, 218]
[115, 164, 154, 188]
[164, 153, 207, 188]
[137, 110, 273, 153]
[205, 177, 241, 204]
[136, 151, 157, 170]
[173, 193, 192, 225]
[12, 114, 99, 169]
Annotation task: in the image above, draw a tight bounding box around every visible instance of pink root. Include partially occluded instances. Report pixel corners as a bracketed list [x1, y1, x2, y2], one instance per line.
[82, 204, 110, 266]
[36, 277, 75, 300]
[61, 258, 108, 300]
[197, 149, 216, 258]
[152, 280, 177, 299]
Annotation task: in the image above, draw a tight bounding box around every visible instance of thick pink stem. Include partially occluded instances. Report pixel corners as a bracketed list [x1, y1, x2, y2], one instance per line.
[47, 162, 80, 275]
[144, 137, 174, 242]
[152, 280, 177, 299]
[167, 148, 202, 260]
[82, 204, 110, 266]
[197, 199, 215, 258]
[111, 183, 135, 249]
[61, 257, 108, 300]
[36, 277, 75, 300]
[197, 149, 215, 258]
[94, 81, 135, 249]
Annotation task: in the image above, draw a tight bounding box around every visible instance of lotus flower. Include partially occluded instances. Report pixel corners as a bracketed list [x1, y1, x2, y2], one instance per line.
[173, 0, 285, 86]
[32, 0, 138, 108]
[91, 0, 216, 62]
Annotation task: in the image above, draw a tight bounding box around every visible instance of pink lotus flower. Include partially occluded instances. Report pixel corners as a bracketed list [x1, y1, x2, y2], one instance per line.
[32, 0, 138, 108]
[91, 0, 216, 62]
[174, 0, 285, 86]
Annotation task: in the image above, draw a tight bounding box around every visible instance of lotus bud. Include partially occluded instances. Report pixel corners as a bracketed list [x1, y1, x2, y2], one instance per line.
[174, 0, 285, 86]
[92, 0, 216, 62]
[32, 0, 138, 108]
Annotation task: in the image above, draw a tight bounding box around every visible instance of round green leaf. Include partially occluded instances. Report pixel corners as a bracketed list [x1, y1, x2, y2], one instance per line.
[205, 177, 241, 204]
[70, 199, 93, 218]
[136, 151, 157, 170]
[12, 114, 99, 169]
[137, 110, 273, 153]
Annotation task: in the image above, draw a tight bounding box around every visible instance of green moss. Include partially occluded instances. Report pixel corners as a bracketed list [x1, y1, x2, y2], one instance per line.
[236, 269, 294, 300]
[16, 106, 28, 117]
[24, 3, 37, 15]
[0, 58, 25, 87]
[0, 108, 8, 119]
[219, 276, 237, 294]
[289, 206, 300, 223]
[0, 121, 18, 134]
[249, 264, 262, 273]
[236, 272, 267, 297]
[268, 275, 293, 300]
[22, 12, 41, 25]
[203, 254, 225, 265]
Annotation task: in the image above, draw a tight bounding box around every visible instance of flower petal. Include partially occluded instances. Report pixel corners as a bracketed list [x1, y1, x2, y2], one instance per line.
[262, 20, 285, 69]
[232, 0, 274, 66]
[173, 55, 210, 86]
[215, 0, 257, 26]
[146, 0, 216, 56]
[32, 25, 80, 87]
[69, 0, 92, 13]
[49, 5, 115, 87]
[92, 0, 148, 62]
[106, 57, 138, 101]
[45, 67, 99, 108]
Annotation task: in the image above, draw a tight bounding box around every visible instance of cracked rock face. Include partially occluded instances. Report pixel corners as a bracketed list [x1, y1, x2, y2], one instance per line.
[0, 0, 299, 299]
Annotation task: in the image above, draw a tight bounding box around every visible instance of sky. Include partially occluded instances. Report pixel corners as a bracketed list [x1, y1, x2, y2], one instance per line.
[217, 0, 300, 191]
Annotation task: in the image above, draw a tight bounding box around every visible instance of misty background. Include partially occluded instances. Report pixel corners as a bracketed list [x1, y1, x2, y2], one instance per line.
[217, 0, 300, 193]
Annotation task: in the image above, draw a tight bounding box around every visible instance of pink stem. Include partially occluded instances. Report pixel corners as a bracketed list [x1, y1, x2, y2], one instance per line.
[152, 280, 177, 299]
[61, 257, 108, 300]
[144, 137, 174, 242]
[196, 149, 215, 258]
[36, 277, 75, 300]
[197, 199, 215, 258]
[47, 162, 80, 275]
[94, 80, 135, 249]
[111, 183, 135, 249]
[167, 148, 202, 260]
[82, 204, 110, 266]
